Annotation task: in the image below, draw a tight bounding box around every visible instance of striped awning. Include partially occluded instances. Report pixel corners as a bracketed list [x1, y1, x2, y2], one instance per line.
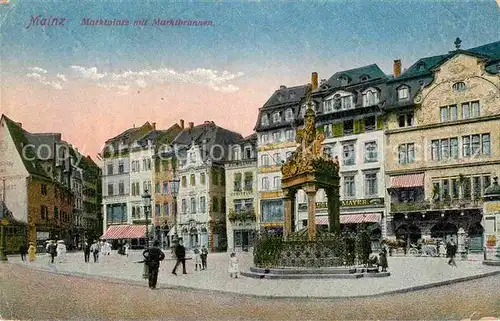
[101, 225, 146, 240]
[316, 213, 381, 225]
[390, 173, 424, 188]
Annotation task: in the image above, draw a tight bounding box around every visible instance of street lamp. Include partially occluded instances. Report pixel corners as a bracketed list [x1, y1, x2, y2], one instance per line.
[142, 190, 151, 248]
[169, 172, 180, 241]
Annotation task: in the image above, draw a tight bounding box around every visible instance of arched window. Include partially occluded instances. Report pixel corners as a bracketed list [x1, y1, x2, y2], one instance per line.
[397, 85, 410, 100]
[285, 108, 294, 121]
[272, 112, 281, 123]
[452, 82, 466, 92]
[362, 89, 379, 107]
[360, 75, 370, 82]
[261, 114, 269, 126]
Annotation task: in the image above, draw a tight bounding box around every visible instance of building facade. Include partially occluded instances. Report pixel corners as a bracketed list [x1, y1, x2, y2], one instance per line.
[254, 84, 307, 235]
[384, 40, 500, 250]
[224, 134, 259, 252]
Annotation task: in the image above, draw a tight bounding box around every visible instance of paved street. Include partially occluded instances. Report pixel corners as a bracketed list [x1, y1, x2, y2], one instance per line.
[1, 261, 499, 320]
[5, 250, 500, 298]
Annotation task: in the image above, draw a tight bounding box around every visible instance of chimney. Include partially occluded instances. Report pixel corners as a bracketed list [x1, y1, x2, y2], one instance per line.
[152, 122, 156, 130]
[16, 122, 22, 128]
[394, 59, 402, 78]
[280, 85, 286, 90]
[189, 122, 194, 129]
[180, 119, 184, 129]
[311, 72, 318, 90]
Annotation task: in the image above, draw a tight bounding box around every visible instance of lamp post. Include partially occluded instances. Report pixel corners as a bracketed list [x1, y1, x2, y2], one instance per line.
[142, 190, 151, 248]
[169, 172, 180, 242]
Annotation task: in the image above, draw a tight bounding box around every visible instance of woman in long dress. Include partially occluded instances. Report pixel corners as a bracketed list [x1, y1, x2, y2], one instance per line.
[228, 252, 239, 278]
[56, 240, 66, 262]
[27, 242, 36, 262]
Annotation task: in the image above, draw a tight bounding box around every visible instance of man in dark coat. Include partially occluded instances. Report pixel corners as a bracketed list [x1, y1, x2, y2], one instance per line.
[200, 245, 208, 270]
[47, 241, 57, 264]
[83, 242, 91, 263]
[19, 243, 28, 261]
[172, 241, 187, 275]
[143, 240, 165, 289]
[447, 240, 457, 267]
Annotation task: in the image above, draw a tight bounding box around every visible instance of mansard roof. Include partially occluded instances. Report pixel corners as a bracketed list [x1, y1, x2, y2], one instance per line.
[173, 121, 242, 148]
[324, 64, 387, 89]
[262, 85, 308, 109]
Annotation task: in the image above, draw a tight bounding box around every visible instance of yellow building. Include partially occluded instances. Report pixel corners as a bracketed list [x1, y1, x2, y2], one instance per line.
[384, 40, 500, 251]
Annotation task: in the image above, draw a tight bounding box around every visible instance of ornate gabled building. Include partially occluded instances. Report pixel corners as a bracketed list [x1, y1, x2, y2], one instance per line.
[224, 133, 258, 252]
[173, 121, 243, 251]
[254, 84, 308, 235]
[0, 114, 84, 253]
[384, 39, 500, 250]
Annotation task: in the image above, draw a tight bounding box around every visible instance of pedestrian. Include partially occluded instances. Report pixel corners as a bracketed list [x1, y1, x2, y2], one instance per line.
[47, 240, 57, 264]
[172, 241, 187, 275]
[124, 242, 129, 257]
[83, 242, 91, 263]
[142, 240, 165, 289]
[90, 240, 100, 263]
[193, 247, 202, 271]
[19, 243, 28, 261]
[378, 248, 388, 272]
[447, 240, 457, 267]
[56, 240, 66, 263]
[27, 242, 36, 262]
[228, 252, 239, 278]
[104, 241, 111, 255]
[200, 244, 208, 270]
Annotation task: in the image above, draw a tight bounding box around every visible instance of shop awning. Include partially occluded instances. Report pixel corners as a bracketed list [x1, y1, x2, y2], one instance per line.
[315, 213, 381, 225]
[390, 173, 424, 189]
[101, 225, 146, 240]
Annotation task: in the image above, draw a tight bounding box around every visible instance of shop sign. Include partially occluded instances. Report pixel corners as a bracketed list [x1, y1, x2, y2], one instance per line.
[36, 231, 50, 240]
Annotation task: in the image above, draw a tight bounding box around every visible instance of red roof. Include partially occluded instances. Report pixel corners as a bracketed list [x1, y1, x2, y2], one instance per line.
[390, 173, 424, 188]
[316, 213, 381, 225]
[101, 225, 146, 240]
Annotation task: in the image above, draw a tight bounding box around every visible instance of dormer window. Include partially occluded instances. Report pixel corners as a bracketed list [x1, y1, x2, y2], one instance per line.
[362, 89, 379, 107]
[417, 62, 426, 71]
[285, 108, 294, 121]
[232, 146, 241, 161]
[277, 93, 284, 102]
[289, 92, 296, 99]
[261, 114, 269, 126]
[452, 82, 466, 92]
[300, 105, 306, 117]
[360, 75, 369, 82]
[397, 85, 409, 101]
[272, 112, 281, 123]
[341, 95, 354, 109]
[339, 75, 349, 86]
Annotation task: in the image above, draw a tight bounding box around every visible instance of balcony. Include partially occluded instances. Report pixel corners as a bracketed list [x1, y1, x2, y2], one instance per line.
[391, 201, 430, 213]
[430, 198, 483, 210]
[228, 208, 256, 222]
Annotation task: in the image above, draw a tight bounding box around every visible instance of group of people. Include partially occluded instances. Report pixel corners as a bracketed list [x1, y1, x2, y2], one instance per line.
[82, 240, 115, 263]
[18, 242, 36, 262]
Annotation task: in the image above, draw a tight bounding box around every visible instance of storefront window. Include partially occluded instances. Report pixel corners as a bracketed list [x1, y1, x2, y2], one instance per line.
[261, 200, 284, 222]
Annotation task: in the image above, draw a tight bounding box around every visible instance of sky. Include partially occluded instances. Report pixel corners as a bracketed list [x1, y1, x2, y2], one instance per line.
[0, 0, 499, 158]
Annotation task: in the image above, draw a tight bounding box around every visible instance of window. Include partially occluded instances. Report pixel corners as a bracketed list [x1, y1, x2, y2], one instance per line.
[363, 90, 379, 107]
[473, 177, 481, 199]
[181, 176, 187, 187]
[107, 184, 114, 196]
[199, 197, 206, 212]
[285, 129, 294, 141]
[261, 134, 268, 144]
[244, 147, 252, 159]
[462, 102, 470, 119]
[142, 159, 147, 171]
[471, 135, 480, 155]
[155, 204, 161, 217]
[440, 107, 448, 122]
[181, 199, 187, 214]
[453, 82, 466, 92]
[482, 134, 490, 155]
[162, 181, 168, 194]
[471, 101, 480, 118]
[300, 105, 307, 117]
[441, 139, 449, 160]
[41, 184, 47, 195]
[483, 176, 491, 193]
[399, 143, 415, 164]
[341, 95, 354, 109]
[339, 76, 349, 86]
[398, 112, 414, 128]
[343, 143, 355, 166]
[451, 138, 459, 159]
[273, 153, 282, 165]
[200, 173, 206, 185]
[261, 154, 270, 167]
[212, 171, 219, 185]
[234, 173, 242, 191]
[343, 120, 354, 135]
[262, 177, 270, 190]
[118, 182, 124, 195]
[462, 136, 471, 157]
[397, 86, 409, 100]
[118, 161, 124, 174]
[451, 179, 459, 199]
[232, 147, 240, 161]
[365, 173, 377, 196]
[323, 124, 333, 137]
[344, 175, 355, 198]
[463, 178, 471, 199]
[364, 116, 376, 131]
[364, 141, 377, 163]
[163, 203, 169, 216]
[450, 105, 458, 121]
[107, 164, 113, 175]
[244, 172, 253, 190]
[285, 109, 294, 121]
[261, 199, 284, 222]
[432, 181, 441, 201]
[442, 179, 450, 200]
[190, 198, 196, 214]
[272, 112, 281, 123]
[261, 114, 269, 126]
[273, 176, 281, 189]
[324, 146, 333, 158]
[190, 174, 195, 186]
[324, 99, 334, 113]
[212, 197, 219, 212]
[272, 131, 281, 143]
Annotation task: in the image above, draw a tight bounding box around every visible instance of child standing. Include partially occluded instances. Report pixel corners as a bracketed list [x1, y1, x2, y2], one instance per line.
[193, 247, 202, 271]
[228, 252, 239, 278]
